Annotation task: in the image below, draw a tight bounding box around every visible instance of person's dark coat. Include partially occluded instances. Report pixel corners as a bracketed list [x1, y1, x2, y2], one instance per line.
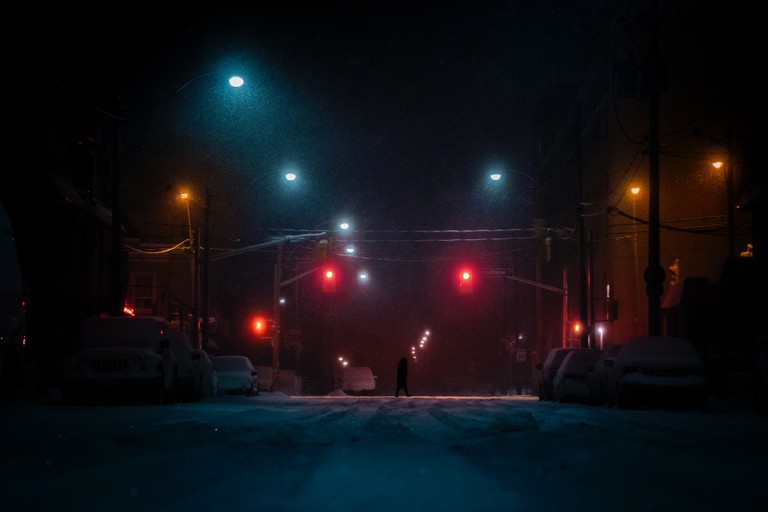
[396, 357, 410, 397]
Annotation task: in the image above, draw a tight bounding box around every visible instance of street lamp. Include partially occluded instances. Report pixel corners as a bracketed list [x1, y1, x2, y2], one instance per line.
[712, 160, 735, 257]
[630, 186, 642, 334]
[487, 168, 537, 184]
[205, 170, 300, 359]
[110, 71, 245, 317]
[179, 191, 200, 347]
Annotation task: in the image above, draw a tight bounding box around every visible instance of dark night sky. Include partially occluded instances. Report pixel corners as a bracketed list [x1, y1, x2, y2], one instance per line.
[27, 1, 592, 234]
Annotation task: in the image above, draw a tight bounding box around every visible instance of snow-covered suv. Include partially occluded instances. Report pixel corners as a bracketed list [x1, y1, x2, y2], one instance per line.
[61, 316, 179, 405]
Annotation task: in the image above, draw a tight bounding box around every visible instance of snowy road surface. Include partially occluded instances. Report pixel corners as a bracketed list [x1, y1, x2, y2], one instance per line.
[2, 393, 765, 511]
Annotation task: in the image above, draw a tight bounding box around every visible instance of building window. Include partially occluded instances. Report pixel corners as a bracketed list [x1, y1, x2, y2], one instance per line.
[132, 274, 156, 315]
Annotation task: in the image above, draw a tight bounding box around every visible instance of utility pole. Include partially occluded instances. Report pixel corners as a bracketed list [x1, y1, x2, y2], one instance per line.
[110, 96, 124, 316]
[726, 128, 735, 258]
[201, 187, 210, 351]
[645, 0, 664, 336]
[272, 244, 282, 390]
[192, 227, 200, 349]
[576, 120, 589, 349]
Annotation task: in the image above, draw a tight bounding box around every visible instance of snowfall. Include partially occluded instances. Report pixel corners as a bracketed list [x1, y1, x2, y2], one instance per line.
[1, 391, 766, 512]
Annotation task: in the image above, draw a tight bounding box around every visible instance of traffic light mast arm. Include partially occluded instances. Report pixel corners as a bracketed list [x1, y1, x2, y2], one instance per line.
[502, 274, 564, 295]
[210, 232, 328, 262]
[280, 267, 319, 287]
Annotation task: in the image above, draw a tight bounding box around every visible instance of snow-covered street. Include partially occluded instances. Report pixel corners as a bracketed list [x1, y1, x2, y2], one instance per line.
[2, 393, 765, 512]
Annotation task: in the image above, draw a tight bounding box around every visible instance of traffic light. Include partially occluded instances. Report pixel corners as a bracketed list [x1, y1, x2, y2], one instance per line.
[251, 316, 268, 337]
[322, 267, 336, 292]
[459, 269, 473, 294]
[572, 322, 582, 336]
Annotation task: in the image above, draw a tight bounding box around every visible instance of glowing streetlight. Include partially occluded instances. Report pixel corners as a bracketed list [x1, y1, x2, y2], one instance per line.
[487, 168, 537, 183]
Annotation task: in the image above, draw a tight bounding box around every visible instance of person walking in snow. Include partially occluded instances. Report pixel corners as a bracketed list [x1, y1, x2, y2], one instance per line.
[395, 356, 411, 397]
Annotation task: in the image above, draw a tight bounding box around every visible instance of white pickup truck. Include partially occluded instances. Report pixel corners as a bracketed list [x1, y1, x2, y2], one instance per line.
[61, 316, 181, 405]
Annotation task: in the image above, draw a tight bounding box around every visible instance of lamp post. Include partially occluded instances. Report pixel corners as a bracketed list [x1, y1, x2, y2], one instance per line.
[489, 167, 547, 387]
[630, 186, 642, 335]
[712, 160, 735, 258]
[202, 187, 211, 351]
[109, 71, 245, 318]
[179, 191, 200, 347]
[203, 171, 301, 377]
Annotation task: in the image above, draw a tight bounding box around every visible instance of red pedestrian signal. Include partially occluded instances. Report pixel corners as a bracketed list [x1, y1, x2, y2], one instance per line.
[459, 269, 473, 294]
[322, 267, 336, 292]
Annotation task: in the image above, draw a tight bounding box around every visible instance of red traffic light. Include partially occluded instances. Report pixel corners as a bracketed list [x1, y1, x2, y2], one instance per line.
[251, 316, 268, 336]
[459, 269, 473, 293]
[322, 267, 337, 292]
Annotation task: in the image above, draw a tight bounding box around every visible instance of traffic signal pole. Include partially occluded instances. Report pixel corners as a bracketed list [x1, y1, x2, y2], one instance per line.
[272, 244, 282, 390]
[207, 231, 330, 391]
[499, 269, 568, 349]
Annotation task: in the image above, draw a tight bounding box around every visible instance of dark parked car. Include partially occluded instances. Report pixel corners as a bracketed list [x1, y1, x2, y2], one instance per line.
[553, 349, 603, 403]
[536, 348, 577, 401]
[604, 336, 707, 410]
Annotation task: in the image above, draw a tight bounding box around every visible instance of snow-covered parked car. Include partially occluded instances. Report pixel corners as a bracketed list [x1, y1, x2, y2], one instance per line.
[167, 329, 202, 402]
[604, 336, 707, 410]
[553, 349, 603, 403]
[192, 349, 217, 398]
[61, 316, 179, 405]
[213, 355, 258, 396]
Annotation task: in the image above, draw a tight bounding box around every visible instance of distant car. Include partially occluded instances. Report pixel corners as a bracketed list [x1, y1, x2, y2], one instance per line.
[536, 348, 577, 401]
[585, 344, 624, 406]
[604, 336, 707, 410]
[213, 355, 258, 396]
[553, 349, 603, 403]
[337, 366, 377, 396]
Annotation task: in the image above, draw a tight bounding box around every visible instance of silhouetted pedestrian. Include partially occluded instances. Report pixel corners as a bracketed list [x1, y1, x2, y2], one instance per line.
[395, 356, 411, 397]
